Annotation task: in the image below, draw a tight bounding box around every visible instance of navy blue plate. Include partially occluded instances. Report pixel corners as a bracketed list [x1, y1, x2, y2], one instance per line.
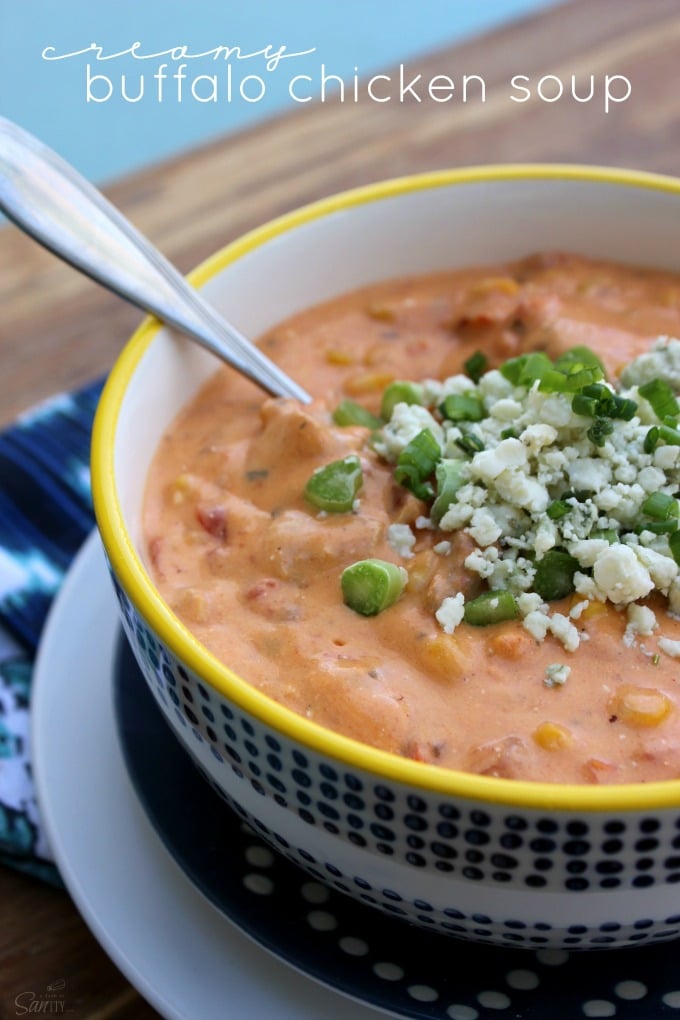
[114, 634, 680, 1019]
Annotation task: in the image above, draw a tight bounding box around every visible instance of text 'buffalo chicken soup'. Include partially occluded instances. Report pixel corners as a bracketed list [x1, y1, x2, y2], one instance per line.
[144, 253, 680, 785]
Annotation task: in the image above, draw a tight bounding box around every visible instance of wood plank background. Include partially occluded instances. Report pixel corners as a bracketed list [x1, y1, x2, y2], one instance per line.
[2, 0, 680, 1015]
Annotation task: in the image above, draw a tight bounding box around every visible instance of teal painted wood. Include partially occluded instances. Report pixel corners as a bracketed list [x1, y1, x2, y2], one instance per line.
[1, 1, 561, 184]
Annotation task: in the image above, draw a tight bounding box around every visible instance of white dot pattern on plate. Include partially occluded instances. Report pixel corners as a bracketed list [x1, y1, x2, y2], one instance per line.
[300, 881, 331, 904]
[614, 980, 647, 1000]
[306, 909, 339, 932]
[446, 1007, 479, 1020]
[373, 961, 404, 982]
[505, 969, 540, 991]
[245, 845, 275, 868]
[242, 873, 274, 895]
[408, 985, 439, 1003]
[339, 936, 370, 956]
[582, 1001, 616, 1018]
[477, 990, 511, 1010]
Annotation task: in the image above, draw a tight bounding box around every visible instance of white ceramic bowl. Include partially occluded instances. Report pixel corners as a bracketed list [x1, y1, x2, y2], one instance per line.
[93, 165, 680, 949]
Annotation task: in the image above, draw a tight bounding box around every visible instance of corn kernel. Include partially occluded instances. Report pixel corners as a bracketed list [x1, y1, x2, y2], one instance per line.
[345, 371, 395, 395]
[533, 721, 573, 751]
[469, 276, 520, 298]
[365, 303, 396, 322]
[419, 634, 463, 681]
[406, 551, 436, 592]
[610, 685, 673, 728]
[325, 348, 355, 365]
[174, 587, 208, 623]
[170, 473, 195, 504]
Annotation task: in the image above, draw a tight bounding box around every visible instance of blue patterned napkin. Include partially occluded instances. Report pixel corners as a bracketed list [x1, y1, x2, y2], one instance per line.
[0, 379, 103, 885]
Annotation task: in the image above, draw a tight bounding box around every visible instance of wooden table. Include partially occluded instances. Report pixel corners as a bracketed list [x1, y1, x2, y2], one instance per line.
[2, 0, 680, 1014]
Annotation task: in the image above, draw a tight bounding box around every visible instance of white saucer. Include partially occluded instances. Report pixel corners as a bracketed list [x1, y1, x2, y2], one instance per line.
[31, 532, 386, 1020]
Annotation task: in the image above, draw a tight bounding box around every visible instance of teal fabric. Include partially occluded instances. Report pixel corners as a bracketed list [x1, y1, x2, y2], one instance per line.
[0, 379, 104, 885]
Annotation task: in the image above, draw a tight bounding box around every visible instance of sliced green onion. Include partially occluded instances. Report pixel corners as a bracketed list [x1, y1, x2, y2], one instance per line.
[609, 396, 637, 421]
[547, 499, 571, 520]
[561, 489, 590, 502]
[644, 426, 660, 453]
[500, 427, 517, 439]
[464, 350, 488, 383]
[516, 352, 555, 386]
[658, 424, 680, 446]
[455, 432, 485, 456]
[500, 347, 606, 395]
[571, 393, 599, 418]
[552, 366, 603, 393]
[554, 346, 606, 377]
[536, 368, 572, 393]
[590, 528, 618, 543]
[332, 400, 382, 429]
[669, 530, 680, 566]
[394, 429, 440, 501]
[341, 559, 406, 616]
[636, 519, 678, 535]
[464, 590, 519, 626]
[581, 382, 608, 400]
[587, 417, 614, 447]
[380, 381, 423, 421]
[533, 550, 579, 601]
[500, 352, 553, 387]
[304, 455, 363, 512]
[638, 378, 680, 421]
[430, 459, 466, 524]
[641, 491, 679, 520]
[439, 392, 484, 422]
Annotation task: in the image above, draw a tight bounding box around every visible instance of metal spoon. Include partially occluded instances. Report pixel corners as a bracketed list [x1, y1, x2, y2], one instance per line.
[0, 117, 311, 403]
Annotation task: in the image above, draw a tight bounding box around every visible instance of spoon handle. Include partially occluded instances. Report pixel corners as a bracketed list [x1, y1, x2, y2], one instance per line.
[0, 117, 311, 403]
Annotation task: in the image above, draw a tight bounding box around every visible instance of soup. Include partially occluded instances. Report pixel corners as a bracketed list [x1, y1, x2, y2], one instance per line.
[144, 253, 680, 784]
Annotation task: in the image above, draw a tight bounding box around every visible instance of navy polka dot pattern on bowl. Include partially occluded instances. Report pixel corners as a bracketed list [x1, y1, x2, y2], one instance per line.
[112, 574, 680, 948]
[116, 633, 680, 1018]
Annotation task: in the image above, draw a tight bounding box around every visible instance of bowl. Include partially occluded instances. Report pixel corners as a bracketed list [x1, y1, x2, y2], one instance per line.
[92, 165, 680, 950]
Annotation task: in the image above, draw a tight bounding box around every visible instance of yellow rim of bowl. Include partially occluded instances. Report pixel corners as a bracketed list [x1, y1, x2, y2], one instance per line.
[93, 162, 680, 813]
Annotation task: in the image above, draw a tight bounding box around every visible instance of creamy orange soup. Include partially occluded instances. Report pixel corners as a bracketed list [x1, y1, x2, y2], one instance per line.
[144, 253, 680, 784]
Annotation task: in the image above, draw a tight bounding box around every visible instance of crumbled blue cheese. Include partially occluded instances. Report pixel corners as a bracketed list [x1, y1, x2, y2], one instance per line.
[569, 599, 590, 620]
[658, 636, 680, 658]
[592, 544, 654, 604]
[624, 603, 658, 647]
[435, 593, 465, 634]
[467, 507, 502, 547]
[548, 613, 581, 652]
[620, 336, 680, 391]
[545, 663, 571, 687]
[372, 403, 443, 459]
[523, 609, 550, 642]
[415, 515, 434, 530]
[387, 523, 416, 559]
[373, 336, 680, 653]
